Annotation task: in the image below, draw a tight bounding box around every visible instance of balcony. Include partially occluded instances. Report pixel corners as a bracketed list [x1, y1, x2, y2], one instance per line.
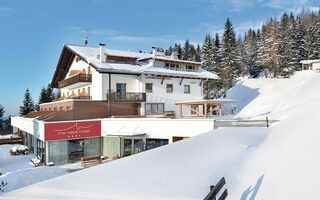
[107, 92, 146, 103]
[58, 73, 92, 89]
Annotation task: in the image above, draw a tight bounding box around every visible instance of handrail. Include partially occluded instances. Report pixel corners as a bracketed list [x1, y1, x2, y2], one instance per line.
[58, 73, 92, 88]
[107, 92, 146, 102]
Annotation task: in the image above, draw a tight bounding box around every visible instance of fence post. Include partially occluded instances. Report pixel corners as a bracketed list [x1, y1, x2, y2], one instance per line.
[266, 116, 269, 128]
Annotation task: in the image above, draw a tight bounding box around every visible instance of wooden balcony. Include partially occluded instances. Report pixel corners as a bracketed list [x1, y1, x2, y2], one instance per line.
[58, 73, 92, 88]
[108, 92, 146, 103]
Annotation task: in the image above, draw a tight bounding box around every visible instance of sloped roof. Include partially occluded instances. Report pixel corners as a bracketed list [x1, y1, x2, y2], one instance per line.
[300, 59, 320, 64]
[66, 44, 218, 79]
[51, 44, 219, 88]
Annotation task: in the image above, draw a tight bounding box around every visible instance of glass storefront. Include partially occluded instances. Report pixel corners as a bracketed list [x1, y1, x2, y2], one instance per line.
[45, 136, 168, 165]
[47, 137, 101, 165]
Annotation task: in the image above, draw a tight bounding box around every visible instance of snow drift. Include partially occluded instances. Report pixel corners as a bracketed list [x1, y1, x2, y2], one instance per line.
[2, 70, 320, 200]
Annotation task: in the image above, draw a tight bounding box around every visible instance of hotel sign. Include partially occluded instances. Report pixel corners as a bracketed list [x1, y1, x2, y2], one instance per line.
[45, 121, 101, 141]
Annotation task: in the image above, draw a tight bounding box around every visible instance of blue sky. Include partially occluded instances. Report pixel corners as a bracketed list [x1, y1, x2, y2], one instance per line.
[0, 0, 319, 117]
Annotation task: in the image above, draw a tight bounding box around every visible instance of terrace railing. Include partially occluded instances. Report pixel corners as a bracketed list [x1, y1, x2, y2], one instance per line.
[107, 92, 146, 103]
[58, 73, 92, 88]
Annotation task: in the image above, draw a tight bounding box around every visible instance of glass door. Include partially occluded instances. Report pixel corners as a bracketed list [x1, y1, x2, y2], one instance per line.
[116, 83, 126, 100]
[68, 139, 84, 163]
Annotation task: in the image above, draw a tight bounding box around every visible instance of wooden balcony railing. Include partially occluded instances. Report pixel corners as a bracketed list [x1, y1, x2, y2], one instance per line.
[107, 92, 146, 103]
[58, 73, 92, 88]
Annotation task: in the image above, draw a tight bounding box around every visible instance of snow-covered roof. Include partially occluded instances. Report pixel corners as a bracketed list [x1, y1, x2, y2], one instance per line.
[300, 59, 320, 64]
[66, 45, 218, 80]
[138, 55, 201, 65]
[175, 99, 236, 104]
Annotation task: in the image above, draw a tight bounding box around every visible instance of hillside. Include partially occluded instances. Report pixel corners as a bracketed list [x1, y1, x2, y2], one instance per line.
[2, 70, 320, 200]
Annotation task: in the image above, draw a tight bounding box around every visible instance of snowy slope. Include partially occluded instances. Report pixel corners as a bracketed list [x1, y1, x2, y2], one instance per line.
[226, 70, 318, 119]
[2, 70, 320, 199]
[0, 145, 67, 194]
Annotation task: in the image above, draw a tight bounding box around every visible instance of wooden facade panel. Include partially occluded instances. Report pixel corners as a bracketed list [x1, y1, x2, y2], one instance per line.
[38, 101, 139, 121]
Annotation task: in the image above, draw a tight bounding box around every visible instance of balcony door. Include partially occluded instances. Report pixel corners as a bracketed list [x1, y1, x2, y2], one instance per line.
[116, 83, 127, 99]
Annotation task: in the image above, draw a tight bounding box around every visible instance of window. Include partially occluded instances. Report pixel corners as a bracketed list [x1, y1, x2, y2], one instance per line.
[146, 139, 169, 150]
[67, 92, 69, 97]
[54, 107, 58, 111]
[146, 103, 164, 115]
[78, 89, 80, 96]
[166, 84, 173, 93]
[87, 66, 91, 74]
[44, 108, 47, 111]
[49, 107, 52, 111]
[188, 65, 193, 72]
[170, 64, 175, 70]
[182, 65, 187, 71]
[165, 63, 170, 69]
[194, 66, 198, 72]
[59, 106, 64, 111]
[107, 59, 116, 63]
[145, 83, 153, 93]
[126, 61, 135, 65]
[66, 106, 72, 111]
[117, 60, 125, 64]
[116, 83, 126, 93]
[176, 64, 181, 71]
[184, 85, 190, 93]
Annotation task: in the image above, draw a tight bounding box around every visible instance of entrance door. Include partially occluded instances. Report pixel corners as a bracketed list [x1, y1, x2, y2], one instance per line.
[68, 139, 84, 162]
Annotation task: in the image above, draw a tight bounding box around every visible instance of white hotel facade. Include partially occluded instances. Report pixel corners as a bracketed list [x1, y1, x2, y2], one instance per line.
[11, 44, 227, 165]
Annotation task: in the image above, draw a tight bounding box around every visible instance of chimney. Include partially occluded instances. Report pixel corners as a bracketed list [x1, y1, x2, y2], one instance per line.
[99, 43, 106, 63]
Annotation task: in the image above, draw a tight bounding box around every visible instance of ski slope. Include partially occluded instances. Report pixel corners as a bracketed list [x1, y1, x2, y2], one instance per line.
[2, 70, 320, 199]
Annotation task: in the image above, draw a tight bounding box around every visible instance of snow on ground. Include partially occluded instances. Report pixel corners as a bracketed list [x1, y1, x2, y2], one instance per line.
[2, 70, 320, 199]
[0, 144, 68, 194]
[1, 128, 268, 200]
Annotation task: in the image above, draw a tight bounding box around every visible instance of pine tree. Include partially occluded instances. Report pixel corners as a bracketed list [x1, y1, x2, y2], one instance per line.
[183, 40, 191, 60]
[46, 85, 55, 102]
[196, 44, 201, 62]
[235, 36, 245, 76]
[19, 89, 35, 116]
[0, 104, 4, 130]
[200, 34, 214, 71]
[219, 17, 238, 95]
[258, 18, 282, 78]
[213, 33, 221, 67]
[244, 29, 260, 77]
[174, 43, 183, 59]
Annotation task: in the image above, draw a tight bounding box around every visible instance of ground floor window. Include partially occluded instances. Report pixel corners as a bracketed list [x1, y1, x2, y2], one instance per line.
[146, 139, 168, 150]
[146, 103, 164, 115]
[47, 137, 101, 165]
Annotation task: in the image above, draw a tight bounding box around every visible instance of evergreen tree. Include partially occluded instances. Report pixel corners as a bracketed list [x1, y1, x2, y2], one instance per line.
[46, 85, 55, 102]
[219, 17, 238, 95]
[19, 89, 35, 116]
[196, 44, 201, 62]
[235, 35, 245, 76]
[200, 34, 214, 71]
[258, 18, 282, 78]
[183, 40, 191, 60]
[174, 43, 183, 59]
[213, 33, 221, 67]
[0, 104, 4, 130]
[244, 29, 260, 77]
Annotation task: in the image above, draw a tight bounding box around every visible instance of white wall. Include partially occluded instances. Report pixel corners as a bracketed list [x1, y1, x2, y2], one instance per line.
[93, 74, 140, 100]
[101, 118, 215, 143]
[313, 62, 320, 70]
[11, 117, 45, 141]
[141, 75, 204, 117]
